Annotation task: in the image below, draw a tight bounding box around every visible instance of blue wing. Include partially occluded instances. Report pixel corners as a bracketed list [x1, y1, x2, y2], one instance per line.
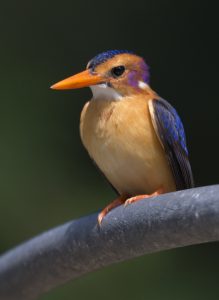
[149, 98, 194, 190]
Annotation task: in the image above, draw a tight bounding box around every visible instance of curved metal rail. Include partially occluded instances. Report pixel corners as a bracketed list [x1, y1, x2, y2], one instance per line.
[1, 185, 219, 300]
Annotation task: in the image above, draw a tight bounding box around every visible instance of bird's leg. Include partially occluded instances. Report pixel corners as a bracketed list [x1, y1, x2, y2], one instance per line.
[124, 187, 164, 206]
[98, 188, 163, 225]
[98, 195, 126, 225]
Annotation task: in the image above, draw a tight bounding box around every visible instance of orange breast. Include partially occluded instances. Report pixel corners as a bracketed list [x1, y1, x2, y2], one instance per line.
[80, 96, 176, 196]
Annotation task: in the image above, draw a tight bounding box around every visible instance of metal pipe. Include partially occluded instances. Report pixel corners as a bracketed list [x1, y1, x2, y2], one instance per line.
[1, 185, 219, 300]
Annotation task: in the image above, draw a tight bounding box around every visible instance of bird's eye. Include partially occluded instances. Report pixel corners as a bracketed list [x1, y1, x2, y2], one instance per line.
[111, 66, 125, 77]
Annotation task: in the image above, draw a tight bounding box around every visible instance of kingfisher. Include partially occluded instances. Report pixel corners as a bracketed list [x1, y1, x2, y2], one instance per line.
[51, 50, 194, 224]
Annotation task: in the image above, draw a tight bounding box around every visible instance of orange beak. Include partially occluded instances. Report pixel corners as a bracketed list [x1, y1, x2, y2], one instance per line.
[50, 69, 104, 90]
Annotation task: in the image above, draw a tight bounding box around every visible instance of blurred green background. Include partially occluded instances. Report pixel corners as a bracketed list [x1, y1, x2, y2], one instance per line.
[0, 0, 218, 299]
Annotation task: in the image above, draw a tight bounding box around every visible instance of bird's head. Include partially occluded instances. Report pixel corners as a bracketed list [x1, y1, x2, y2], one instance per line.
[51, 50, 150, 100]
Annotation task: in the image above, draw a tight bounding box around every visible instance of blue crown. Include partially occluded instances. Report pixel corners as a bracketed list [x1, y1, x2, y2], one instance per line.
[88, 50, 133, 70]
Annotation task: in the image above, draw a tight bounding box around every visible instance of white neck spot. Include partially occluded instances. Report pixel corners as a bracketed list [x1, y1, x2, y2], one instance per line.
[138, 81, 149, 90]
[90, 84, 123, 101]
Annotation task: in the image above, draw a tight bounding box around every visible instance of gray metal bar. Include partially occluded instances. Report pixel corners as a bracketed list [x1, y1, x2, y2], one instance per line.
[1, 185, 219, 300]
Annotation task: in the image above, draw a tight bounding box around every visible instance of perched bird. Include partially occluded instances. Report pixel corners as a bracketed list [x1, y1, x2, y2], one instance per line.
[51, 50, 194, 224]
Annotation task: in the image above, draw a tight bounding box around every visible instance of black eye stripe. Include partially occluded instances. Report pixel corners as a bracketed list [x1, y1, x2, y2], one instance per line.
[111, 66, 125, 77]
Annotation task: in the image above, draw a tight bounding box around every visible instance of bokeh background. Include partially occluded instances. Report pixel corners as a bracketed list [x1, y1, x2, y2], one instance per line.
[0, 0, 218, 299]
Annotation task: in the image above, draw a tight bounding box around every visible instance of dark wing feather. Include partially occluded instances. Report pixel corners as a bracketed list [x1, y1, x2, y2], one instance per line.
[149, 98, 194, 190]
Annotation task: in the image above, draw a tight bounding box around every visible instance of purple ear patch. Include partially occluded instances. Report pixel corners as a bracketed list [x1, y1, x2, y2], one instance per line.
[140, 60, 150, 83]
[127, 61, 150, 87]
[127, 71, 138, 88]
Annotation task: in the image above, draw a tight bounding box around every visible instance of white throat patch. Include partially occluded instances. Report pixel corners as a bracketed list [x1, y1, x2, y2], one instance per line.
[90, 84, 123, 101]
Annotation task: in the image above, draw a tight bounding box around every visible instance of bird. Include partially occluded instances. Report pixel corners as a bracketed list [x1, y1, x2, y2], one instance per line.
[51, 49, 194, 225]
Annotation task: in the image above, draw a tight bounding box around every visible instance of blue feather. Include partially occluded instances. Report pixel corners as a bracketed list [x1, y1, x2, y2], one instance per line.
[151, 98, 194, 189]
[157, 102, 188, 155]
[88, 50, 133, 70]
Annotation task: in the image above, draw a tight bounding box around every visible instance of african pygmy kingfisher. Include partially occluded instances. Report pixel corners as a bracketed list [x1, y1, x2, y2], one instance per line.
[51, 50, 194, 224]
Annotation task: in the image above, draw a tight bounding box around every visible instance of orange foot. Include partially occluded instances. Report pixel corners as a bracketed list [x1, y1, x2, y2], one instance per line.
[98, 196, 126, 225]
[124, 187, 163, 206]
[98, 188, 164, 225]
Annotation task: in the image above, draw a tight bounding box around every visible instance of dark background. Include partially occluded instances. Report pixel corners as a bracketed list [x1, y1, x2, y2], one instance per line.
[0, 0, 218, 299]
